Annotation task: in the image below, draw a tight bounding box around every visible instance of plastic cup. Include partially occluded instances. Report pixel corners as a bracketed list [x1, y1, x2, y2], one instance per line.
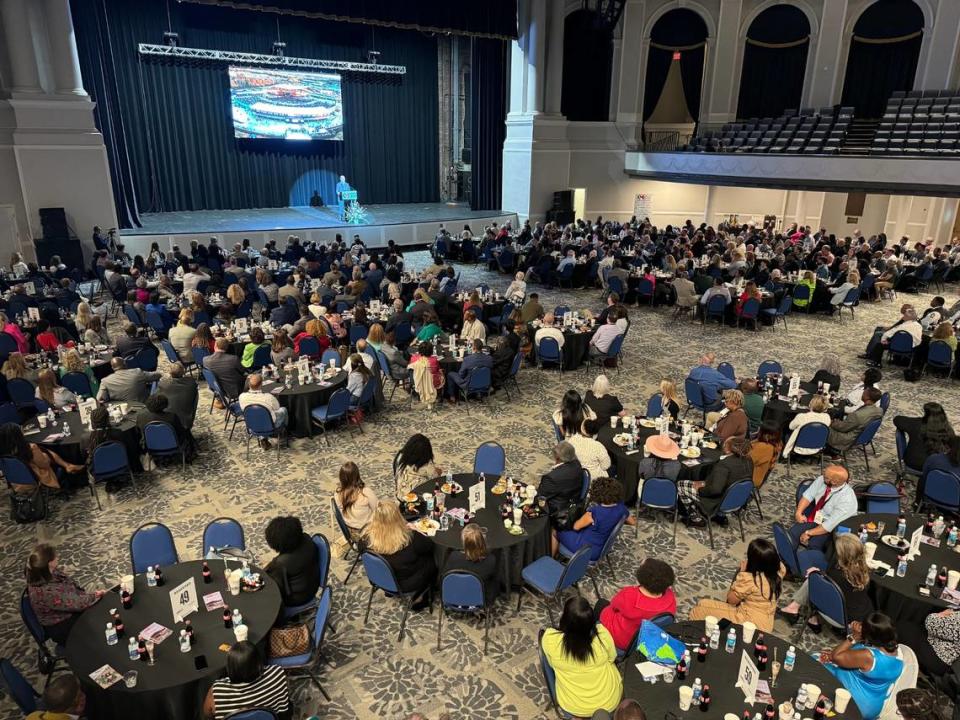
[949, 571, 960, 590]
[834, 688, 852, 713]
[422, 492, 434, 512]
[805, 684, 820, 709]
[234, 624, 249, 642]
[742, 620, 757, 644]
[704, 615, 719, 635]
[123, 670, 138, 688]
[610, 416, 617, 428]
[863, 542, 877, 562]
[120, 574, 135, 596]
[228, 576, 241, 596]
[38, 416, 47, 429]
[678, 686, 694, 711]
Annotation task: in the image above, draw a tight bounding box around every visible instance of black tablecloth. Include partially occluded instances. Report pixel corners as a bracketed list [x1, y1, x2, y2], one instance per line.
[840, 513, 958, 626]
[436, 344, 493, 374]
[760, 381, 837, 435]
[597, 423, 721, 504]
[624, 621, 863, 720]
[65, 560, 281, 720]
[529, 323, 595, 370]
[412, 472, 550, 590]
[262, 370, 348, 438]
[28, 407, 142, 470]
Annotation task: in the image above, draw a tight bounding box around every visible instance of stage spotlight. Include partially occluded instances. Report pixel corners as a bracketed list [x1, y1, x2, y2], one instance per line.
[273, 41, 286, 57]
[163, 31, 179, 47]
[367, 50, 381, 65]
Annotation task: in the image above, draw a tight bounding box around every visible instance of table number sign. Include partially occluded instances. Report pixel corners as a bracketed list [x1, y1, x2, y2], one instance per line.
[27, 306, 40, 321]
[297, 357, 311, 377]
[169, 577, 199, 623]
[469, 482, 485, 514]
[234, 317, 249, 334]
[24, 281, 36, 296]
[909, 525, 923, 560]
[310, 278, 321, 291]
[268, 259, 278, 270]
[735, 649, 760, 704]
[788, 375, 801, 398]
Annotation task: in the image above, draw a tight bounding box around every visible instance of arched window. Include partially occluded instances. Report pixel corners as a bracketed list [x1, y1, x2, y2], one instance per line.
[841, 0, 924, 118]
[643, 9, 709, 123]
[737, 5, 810, 119]
[560, 9, 613, 121]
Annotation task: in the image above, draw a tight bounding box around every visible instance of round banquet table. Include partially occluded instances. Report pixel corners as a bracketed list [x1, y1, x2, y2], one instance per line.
[838, 513, 960, 626]
[528, 323, 595, 370]
[411, 473, 550, 591]
[26, 406, 143, 471]
[436, 344, 492, 374]
[760, 379, 840, 435]
[262, 369, 348, 438]
[597, 423, 722, 505]
[624, 621, 863, 720]
[65, 560, 281, 720]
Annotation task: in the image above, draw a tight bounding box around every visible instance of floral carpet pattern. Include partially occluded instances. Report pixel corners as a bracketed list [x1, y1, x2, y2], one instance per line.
[0, 251, 957, 719]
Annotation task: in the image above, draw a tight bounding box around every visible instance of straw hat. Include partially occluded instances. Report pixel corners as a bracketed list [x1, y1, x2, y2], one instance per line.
[644, 435, 680, 460]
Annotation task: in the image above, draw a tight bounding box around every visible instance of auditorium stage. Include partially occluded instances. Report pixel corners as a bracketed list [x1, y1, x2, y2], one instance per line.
[118, 202, 517, 255]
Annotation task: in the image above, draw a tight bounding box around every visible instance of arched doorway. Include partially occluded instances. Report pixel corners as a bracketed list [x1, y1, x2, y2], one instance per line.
[560, 9, 613, 121]
[642, 8, 708, 124]
[737, 4, 811, 119]
[841, 0, 924, 118]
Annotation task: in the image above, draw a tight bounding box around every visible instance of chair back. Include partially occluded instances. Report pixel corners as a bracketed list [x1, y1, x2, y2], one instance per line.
[325, 388, 352, 419]
[144, 421, 179, 452]
[331, 497, 354, 545]
[758, 360, 783, 378]
[717, 362, 735, 381]
[127, 347, 158, 371]
[683, 377, 705, 411]
[320, 348, 341, 367]
[0, 402, 18, 425]
[928, 341, 954, 367]
[794, 422, 829, 452]
[842, 288, 860, 306]
[795, 478, 813, 505]
[580, 469, 591, 501]
[539, 337, 561, 362]
[924, 470, 960, 511]
[251, 344, 271, 370]
[772, 521, 801, 577]
[91, 441, 130, 478]
[19, 589, 48, 647]
[243, 405, 276, 436]
[361, 551, 402, 594]
[145, 311, 168, 335]
[313, 585, 333, 648]
[606, 334, 624, 359]
[550, 417, 563, 443]
[607, 276, 624, 296]
[639, 477, 678, 510]
[509, 352, 523, 379]
[376, 350, 392, 379]
[706, 295, 727, 315]
[310, 533, 331, 589]
[224, 710, 278, 720]
[473, 442, 505, 476]
[202, 517, 246, 554]
[558, 545, 594, 591]
[717, 479, 756, 514]
[440, 570, 486, 610]
[775, 294, 792, 316]
[646, 393, 663, 417]
[201, 368, 224, 398]
[60, 371, 93, 397]
[553, 305, 570, 318]
[466, 366, 492, 393]
[394, 322, 414, 346]
[123, 305, 143, 326]
[192, 345, 211, 370]
[889, 330, 914, 354]
[864, 481, 901, 514]
[792, 284, 811, 302]
[637, 278, 654, 297]
[879, 392, 891, 413]
[808, 571, 848, 629]
[0, 456, 38, 488]
[298, 336, 320, 358]
[740, 298, 761, 319]
[650, 612, 676, 630]
[6, 378, 35, 405]
[537, 628, 562, 714]
[596, 516, 627, 562]
[349, 324, 368, 345]
[160, 339, 179, 364]
[0, 658, 38, 714]
[130, 521, 179, 574]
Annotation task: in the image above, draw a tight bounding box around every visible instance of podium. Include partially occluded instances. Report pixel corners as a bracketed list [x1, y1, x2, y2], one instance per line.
[339, 189, 358, 221]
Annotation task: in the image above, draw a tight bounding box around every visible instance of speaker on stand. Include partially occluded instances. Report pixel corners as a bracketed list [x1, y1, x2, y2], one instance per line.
[34, 207, 85, 270]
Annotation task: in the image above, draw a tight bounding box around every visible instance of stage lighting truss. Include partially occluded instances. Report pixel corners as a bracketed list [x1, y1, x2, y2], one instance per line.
[137, 44, 406, 75]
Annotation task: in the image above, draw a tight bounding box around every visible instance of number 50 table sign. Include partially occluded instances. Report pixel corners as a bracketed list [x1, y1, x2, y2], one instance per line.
[170, 577, 199, 623]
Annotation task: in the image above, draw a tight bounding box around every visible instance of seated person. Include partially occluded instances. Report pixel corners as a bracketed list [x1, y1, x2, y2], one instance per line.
[656, 379, 681, 420]
[749, 425, 782, 487]
[443, 523, 500, 603]
[897, 607, 960, 678]
[26, 543, 103, 644]
[362, 503, 436, 610]
[35, 368, 76, 410]
[778, 533, 873, 632]
[789, 464, 858, 551]
[782, 394, 832, 459]
[34, 320, 62, 352]
[828, 387, 883, 454]
[598, 558, 677, 651]
[588, 312, 624, 359]
[809, 352, 842, 391]
[137, 393, 197, 458]
[263, 516, 320, 608]
[818, 613, 903, 720]
[705, 389, 748, 441]
[157, 362, 199, 430]
[238, 374, 288, 444]
[567, 419, 611, 482]
[203, 641, 291, 720]
[538, 441, 585, 519]
[739, 378, 764, 429]
[25, 674, 87, 720]
[407, 341, 444, 392]
[678, 436, 752, 526]
[687, 352, 736, 407]
[394, 433, 442, 499]
[240, 327, 270, 369]
[919, 435, 960, 505]
[334, 461, 379, 535]
[863, 305, 922, 366]
[555, 475, 634, 559]
[534, 313, 565, 349]
[553, 389, 596, 438]
[445, 339, 493, 402]
[0, 423, 83, 492]
[634, 434, 681, 502]
[584, 374, 624, 427]
[893, 401, 955, 476]
[690, 538, 784, 632]
[461, 309, 486, 343]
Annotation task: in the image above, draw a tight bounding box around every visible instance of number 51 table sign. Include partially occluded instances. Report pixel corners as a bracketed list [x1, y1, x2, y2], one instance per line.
[170, 577, 199, 623]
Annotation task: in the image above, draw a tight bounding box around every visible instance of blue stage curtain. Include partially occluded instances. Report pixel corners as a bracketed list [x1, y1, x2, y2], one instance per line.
[71, 0, 440, 221]
[470, 38, 508, 212]
[561, 10, 613, 122]
[179, 0, 518, 40]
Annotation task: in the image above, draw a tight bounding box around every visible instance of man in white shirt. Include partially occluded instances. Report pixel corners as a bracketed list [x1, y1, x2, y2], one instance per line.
[534, 313, 565, 349]
[788, 464, 858, 551]
[865, 306, 923, 365]
[699, 277, 731, 306]
[343, 340, 375, 373]
[182, 264, 209, 295]
[238, 374, 288, 445]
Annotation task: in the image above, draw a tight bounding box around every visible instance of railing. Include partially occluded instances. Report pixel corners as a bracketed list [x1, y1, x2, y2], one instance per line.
[643, 131, 682, 152]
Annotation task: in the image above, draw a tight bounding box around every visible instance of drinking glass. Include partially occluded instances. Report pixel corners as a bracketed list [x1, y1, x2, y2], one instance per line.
[145, 640, 155, 665]
[770, 660, 781, 688]
[124, 670, 138, 688]
[876, 521, 886, 537]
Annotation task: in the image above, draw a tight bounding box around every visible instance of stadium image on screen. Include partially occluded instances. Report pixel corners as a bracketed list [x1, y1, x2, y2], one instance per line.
[228, 66, 344, 141]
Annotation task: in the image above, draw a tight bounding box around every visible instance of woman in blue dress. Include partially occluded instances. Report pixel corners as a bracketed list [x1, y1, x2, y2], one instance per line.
[555, 476, 634, 559]
[819, 612, 903, 720]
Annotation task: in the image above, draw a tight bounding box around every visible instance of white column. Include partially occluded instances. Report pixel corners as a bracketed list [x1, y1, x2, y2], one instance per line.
[806, 0, 848, 108]
[508, 38, 528, 115]
[616, 0, 646, 124]
[920, 1, 960, 90]
[1, 0, 43, 93]
[42, 0, 87, 96]
[609, 37, 622, 121]
[526, 0, 547, 115]
[543, 0, 565, 115]
[705, 0, 743, 124]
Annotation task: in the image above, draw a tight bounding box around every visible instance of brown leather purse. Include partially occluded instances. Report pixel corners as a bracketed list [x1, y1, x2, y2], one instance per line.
[267, 623, 310, 658]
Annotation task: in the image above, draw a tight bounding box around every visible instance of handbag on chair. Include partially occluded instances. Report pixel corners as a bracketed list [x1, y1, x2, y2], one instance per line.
[267, 623, 310, 658]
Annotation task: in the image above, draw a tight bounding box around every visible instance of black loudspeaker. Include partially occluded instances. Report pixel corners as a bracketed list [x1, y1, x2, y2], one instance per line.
[547, 209, 575, 225]
[552, 190, 573, 211]
[34, 238, 85, 271]
[39, 207, 69, 239]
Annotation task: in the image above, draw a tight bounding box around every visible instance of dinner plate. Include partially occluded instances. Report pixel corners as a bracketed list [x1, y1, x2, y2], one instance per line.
[681, 447, 701, 458]
[403, 492, 418, 503]
[638, 419, 657, 428]
[881, 534, 910, 550]
[440, 481, 463, 494]
[613, 433, 632, 447]
[416, 518, 440, 533]
[702, 441, 718, 450]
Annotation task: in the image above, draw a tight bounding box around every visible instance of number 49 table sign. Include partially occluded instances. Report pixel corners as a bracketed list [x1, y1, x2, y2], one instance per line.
[170, 576, 199, 623]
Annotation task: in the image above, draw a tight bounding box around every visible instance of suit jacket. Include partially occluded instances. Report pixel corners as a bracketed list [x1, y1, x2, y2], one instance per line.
[453, 351, 493, 385]
[203, 351, 247, 400]
[829, 404, 883, 451]
[136, 408, 191, 445]
[96, 368, 161, 403]
[114, 334, 155, 358]
[385, 310, 413, 333]
[157, 375, 199, 429]
[699, 455, 754, 517]
[539, 460, 584, 515]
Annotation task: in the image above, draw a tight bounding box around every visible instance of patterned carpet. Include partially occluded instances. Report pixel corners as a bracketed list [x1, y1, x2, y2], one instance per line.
[0, 251, 957, 720]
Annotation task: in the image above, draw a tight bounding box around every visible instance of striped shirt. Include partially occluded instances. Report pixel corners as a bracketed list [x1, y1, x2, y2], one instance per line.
[211, 664, 290, 720]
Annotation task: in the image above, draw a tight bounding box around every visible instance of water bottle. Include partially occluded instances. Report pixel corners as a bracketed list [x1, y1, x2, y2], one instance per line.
[783, 645, 797, 672]
[233, 608, 244, 627]
[935, 516, 946, 538]
[446, 470, 453, 487]
[128, 637, 140, 660]
[146, 565, 156, 587]
[897, 555, 908, 577]
[725, 627, 737, 654]
[105, 622, 118, 646]
[440, 513, 449, 531]
[858, 525, 869, 544]
[62, 421, 70, 437]
[795, 685, 808, 710]
[242, 561, 251, 580]
[46, 408, 55, 425]
[926, 564, 938, 588]
[948, 525, 957, 548]
[708, 626, 720, 649]
[896, 516, 907, 539]
[691, 678, 702, 703]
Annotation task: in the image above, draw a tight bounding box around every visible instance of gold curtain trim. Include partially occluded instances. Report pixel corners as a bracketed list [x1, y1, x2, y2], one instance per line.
[650, 40, 707, 52]
[745, 36, 809, 49]
[178, 0, 517, 40]
[852, 30, 923, 45]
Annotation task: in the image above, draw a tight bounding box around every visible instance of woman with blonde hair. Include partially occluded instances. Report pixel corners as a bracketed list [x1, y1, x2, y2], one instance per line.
[462, 290, 482, 316]
[584, 375, 624, 426]
[362, 502, 436, 609]
[779, 533, 873, 631]
[36, 369, 76, 409]
[73, 301, 94, 333]
[505, 271, 527, 303]
[366, 323, 386, 351]
[82, 315, 110, 346]
[226, 282, 245, 307]
[167, 308, 196, 361]
[308, 292, 325, 319]
[2, 352, 32, 381]
[334, 461, 378, 534]
[932, 321, 958, 351]
[658, 379, 681, 420]
[443, 523, 500, 602]
[293, 318, 330, 357]
[59, 348, 99, 395]
[782, 394, 832, 458]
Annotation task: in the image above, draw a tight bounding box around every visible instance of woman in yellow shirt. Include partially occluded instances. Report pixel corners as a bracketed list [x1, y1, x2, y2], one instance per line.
[541, 596, 622, 717]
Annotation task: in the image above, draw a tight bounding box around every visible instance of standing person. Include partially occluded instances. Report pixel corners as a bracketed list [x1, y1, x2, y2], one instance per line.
[25, 543, 104, 644]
